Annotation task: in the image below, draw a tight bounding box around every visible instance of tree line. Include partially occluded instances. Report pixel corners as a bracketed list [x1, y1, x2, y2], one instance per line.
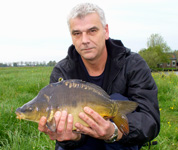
[0, 60, 57, 67]
[138, 33, 178, 70]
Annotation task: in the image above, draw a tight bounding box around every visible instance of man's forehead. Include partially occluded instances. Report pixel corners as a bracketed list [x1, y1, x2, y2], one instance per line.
[69, 13, 102, 31]
[71, 26, 99, 34]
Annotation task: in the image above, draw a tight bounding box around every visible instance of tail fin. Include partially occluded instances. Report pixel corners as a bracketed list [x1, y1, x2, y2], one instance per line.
[112, 101, 138, 135]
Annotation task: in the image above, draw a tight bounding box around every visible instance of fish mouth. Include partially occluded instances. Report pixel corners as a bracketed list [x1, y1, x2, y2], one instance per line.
[15, 111, 25, 120]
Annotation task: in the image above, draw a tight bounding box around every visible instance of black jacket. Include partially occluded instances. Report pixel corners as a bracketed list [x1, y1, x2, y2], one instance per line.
[50, 38, 160, 149]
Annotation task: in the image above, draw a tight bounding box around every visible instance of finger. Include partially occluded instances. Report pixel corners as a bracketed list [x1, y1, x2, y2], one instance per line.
[66, 114, 73, 133]
[81, 107, 112, 137]
[83, 107, 104, 125]
[78, 111, 97, 128]
[75, 122, 97, 137]
[54, 111, 61, 127]
[49, 136, 57, 141]
[38, 116, 48, 132]
[78, 112, 99, 133]
[57, 110, 68, 134]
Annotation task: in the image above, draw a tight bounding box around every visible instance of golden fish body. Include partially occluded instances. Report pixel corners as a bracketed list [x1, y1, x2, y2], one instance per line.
[15, 79, 137, 135]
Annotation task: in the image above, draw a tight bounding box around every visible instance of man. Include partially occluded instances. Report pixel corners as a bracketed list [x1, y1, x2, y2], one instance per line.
[38, 3, 160, 150]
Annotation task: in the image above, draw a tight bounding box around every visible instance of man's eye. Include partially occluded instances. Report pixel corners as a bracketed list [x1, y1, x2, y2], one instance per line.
[91, 29, 97, 32]
[73, 32, 81, 36]
[89, 29, 98, 35]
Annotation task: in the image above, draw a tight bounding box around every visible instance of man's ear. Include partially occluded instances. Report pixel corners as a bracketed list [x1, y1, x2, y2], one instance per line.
[105, 24, 109, 40]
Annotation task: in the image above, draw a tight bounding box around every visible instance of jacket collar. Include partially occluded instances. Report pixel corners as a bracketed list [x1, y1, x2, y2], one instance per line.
[66, 38, 130, 93]
[103, 38, 128, 93]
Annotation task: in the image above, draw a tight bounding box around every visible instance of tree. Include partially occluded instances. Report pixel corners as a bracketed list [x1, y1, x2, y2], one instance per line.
[13, 62, 18, 67]
[173, 50, 178, 59]
[139, 34, 171, 68]
[47, 61, 56, 66]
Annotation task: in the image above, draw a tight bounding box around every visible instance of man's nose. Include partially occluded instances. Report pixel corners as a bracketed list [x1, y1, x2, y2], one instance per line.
[81, 32, 90, 44]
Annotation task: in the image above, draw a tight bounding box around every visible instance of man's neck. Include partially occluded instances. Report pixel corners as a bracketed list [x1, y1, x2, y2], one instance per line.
[81, 49, 108, 76]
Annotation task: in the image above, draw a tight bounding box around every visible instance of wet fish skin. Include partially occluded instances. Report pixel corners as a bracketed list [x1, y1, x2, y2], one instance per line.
[15, 79, 138, 135]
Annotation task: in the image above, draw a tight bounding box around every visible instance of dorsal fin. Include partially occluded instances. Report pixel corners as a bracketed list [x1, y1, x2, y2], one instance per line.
[85, 81, 110, 99]
[62, 79, 110, 99]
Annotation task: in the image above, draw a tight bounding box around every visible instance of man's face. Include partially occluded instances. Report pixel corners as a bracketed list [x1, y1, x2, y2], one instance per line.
[69, 13, 109, 61]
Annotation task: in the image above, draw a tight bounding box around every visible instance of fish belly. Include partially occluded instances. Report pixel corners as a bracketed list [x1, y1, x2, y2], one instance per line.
[58, 101, 113, 130]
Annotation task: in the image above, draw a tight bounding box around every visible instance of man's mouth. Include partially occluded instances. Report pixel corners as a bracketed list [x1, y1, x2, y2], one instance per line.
[82, 47, 94, 51]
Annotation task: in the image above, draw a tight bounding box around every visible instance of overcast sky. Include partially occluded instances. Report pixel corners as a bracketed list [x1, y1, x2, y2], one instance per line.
[0, 0, 178, 63]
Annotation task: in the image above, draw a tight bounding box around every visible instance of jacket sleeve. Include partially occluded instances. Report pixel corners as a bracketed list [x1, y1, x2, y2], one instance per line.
[120, 53, 160, 146]
[55, 135, 87, 150]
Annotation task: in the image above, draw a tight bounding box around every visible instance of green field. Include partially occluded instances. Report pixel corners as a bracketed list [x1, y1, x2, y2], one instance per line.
[0, 67, 178, 150]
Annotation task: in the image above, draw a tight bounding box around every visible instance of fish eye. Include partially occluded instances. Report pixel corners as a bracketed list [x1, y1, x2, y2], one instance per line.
[28, 107, 33, 111]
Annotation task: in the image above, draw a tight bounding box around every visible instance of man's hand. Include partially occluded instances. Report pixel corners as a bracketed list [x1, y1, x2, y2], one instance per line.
[38, 111, 81, 141]
[75, 107, 123, 141]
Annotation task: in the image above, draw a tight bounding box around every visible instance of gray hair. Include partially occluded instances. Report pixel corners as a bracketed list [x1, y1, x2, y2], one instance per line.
[67, 3, 106, 28]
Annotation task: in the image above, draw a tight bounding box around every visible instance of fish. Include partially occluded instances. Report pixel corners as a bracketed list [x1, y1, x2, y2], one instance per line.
[15, 79, 138, 135]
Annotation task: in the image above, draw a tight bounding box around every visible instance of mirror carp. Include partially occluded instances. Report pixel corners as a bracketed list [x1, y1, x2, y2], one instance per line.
[15, 79, 138, 135]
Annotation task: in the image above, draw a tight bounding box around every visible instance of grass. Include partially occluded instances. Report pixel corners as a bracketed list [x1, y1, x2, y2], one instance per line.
[0, 67, 178, 150]
[0, 67, 55, 150]
[141, 72, 178, 150]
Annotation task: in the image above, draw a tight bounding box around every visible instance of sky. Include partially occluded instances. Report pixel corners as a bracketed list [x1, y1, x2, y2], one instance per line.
[0, 0, 178, 64]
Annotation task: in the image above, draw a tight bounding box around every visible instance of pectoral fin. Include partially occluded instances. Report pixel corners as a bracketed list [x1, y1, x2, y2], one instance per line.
[46, 117, 56, 132]
[46, 109, 56, 132]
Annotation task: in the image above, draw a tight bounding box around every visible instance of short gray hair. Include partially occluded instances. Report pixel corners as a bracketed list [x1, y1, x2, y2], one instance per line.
[67, 3, 106, 28]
